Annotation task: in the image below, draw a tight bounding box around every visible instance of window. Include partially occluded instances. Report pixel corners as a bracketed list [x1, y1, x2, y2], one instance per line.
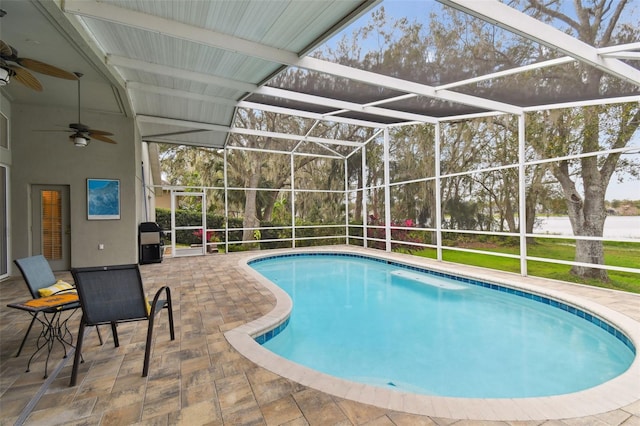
[41, 190, 62, 260]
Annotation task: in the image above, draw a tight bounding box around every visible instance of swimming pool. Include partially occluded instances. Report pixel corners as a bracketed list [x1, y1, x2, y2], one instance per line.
[248, 253, 635, 398]
[225, 248, 640, 420]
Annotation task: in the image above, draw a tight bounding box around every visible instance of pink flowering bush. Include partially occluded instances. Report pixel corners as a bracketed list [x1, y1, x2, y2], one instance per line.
[366, 215, 423, 250]
[192, 229, 219, 242]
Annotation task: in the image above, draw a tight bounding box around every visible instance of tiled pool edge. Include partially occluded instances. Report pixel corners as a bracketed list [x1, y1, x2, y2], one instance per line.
[225, 247, 640, 421]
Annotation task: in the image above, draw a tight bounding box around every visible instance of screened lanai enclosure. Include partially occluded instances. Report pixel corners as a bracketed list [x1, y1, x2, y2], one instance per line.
[156, 108, 639, 282]
[81, 0, 640, 285]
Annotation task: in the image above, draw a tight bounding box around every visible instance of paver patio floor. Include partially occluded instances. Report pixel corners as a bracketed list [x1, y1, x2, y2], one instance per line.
[1, 248, 638, 425]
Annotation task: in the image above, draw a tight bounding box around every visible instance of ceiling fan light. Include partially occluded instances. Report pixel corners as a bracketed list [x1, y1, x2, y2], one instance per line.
[0, 68, 9, 86]
[74, 136, 88, 147]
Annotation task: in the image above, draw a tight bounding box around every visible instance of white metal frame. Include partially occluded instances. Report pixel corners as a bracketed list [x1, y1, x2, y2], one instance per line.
[158, 118, 639, 278]
[170, 190, 207, 257]
[70, 0, 638, 277]
[65, 0, 640, 141]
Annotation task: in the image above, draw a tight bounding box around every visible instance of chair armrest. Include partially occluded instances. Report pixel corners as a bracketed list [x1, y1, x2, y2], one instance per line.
[149, 286, 171, 317]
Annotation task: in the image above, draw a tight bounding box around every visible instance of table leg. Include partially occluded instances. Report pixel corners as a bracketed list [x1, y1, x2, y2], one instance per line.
[24, 309, 78, 379]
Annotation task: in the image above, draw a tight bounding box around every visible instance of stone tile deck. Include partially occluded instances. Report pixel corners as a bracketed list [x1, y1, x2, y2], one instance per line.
[1, 247, 639, 425]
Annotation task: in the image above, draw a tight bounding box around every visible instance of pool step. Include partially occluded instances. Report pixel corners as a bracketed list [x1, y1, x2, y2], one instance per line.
[390, 270, 468, 290]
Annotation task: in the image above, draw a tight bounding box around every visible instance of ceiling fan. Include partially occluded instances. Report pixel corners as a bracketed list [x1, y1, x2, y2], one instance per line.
[38, 72, 117, 147]
[0, 39, 78, 91]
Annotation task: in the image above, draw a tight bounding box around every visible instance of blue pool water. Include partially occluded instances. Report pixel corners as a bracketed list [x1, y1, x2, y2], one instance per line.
[250, 253, 635, 398]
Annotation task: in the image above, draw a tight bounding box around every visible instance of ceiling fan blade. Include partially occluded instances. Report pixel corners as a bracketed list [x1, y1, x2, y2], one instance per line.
[7, 65, 43, 91]
[86, 128, 114, 136]
[0, 40, 13, 57]
[89, 133, 118, 144]
[69, 123, 113, 137]
[34, 129, 75, 133]
[15, 58, 78, 80]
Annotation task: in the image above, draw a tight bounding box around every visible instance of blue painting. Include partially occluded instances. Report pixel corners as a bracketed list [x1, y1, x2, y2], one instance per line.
[87, 179, 120, 220]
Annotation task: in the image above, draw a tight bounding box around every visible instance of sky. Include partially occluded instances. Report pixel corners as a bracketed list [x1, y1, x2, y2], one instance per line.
[606, 169, 640, 201]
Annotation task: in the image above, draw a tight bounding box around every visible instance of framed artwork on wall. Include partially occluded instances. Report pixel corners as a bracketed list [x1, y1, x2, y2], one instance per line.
[87, 178, 120, 220]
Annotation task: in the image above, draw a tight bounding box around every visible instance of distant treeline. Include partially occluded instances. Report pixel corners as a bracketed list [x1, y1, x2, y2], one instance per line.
[605, 200, 640, 216]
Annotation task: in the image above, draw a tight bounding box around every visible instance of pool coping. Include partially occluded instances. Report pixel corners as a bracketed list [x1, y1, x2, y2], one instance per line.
[224, 246, 640, 421]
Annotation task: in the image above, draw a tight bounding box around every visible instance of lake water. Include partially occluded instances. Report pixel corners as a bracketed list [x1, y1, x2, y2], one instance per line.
[535, 216, 640, 240]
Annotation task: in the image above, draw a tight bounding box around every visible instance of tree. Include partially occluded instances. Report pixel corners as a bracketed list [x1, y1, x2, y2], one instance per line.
[229, 107, 355, 241]
[388, 125, 437, 229]
[383, 0, 638, 279]
[229, 109, 295, 242]
[520, 0, 640, 280]
[158, 143, 226, 213]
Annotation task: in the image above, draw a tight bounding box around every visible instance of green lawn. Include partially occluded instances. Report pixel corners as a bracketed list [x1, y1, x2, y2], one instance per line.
[407, 239, 640, 294]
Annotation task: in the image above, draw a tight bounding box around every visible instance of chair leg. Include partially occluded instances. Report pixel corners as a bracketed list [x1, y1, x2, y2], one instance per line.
[142, 315, 155, 377]
[16, 314, 38, 357]
[95, 325, 103, 345]
[111, 322, 119, 347]
[143, 286, 174, 377]
[166, 291, 175, 341]
[69, 321, 87, 387]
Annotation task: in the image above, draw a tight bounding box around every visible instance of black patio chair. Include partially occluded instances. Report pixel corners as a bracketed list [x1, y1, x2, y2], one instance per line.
[69, 263, 175, 386]
[13, 255, 103, 357]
